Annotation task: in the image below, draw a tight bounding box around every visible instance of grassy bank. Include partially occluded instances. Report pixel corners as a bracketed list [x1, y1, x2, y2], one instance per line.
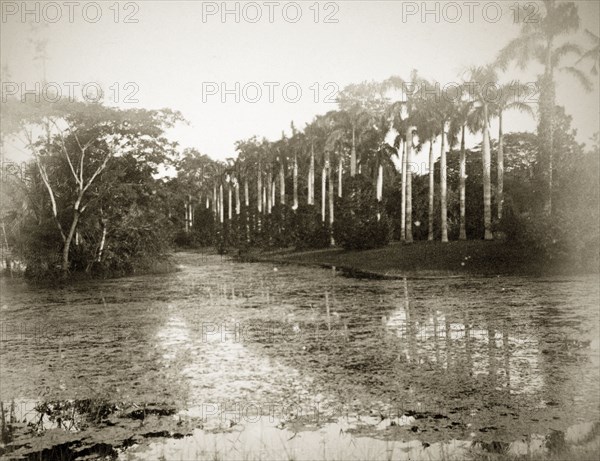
[248, 240, 597, 278]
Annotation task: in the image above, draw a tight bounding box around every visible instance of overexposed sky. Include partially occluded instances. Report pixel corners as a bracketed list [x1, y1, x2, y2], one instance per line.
[2, 0, 599, 164]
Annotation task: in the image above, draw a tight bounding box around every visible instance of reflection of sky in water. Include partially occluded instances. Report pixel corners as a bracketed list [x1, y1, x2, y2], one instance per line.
[385, 307, 543, 394]
[119, 416, 599, 461]
[155, 309, 318, 422]
[120, 416, 473, 461]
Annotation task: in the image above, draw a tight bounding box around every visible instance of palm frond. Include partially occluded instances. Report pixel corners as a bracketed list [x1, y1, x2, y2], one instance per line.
[495, 32, 543, 70]
[559, 65, 594, 92]
[505, 101, 536, 119]
[552, 42, 582, 67]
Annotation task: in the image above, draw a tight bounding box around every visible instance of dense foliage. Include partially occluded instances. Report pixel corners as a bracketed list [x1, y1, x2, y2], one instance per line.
[333, 176, 391, 250]
[1, 99, 181, 279]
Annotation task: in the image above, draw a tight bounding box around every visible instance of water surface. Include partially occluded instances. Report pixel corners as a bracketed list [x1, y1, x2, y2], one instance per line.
[1, 252, 598, 459]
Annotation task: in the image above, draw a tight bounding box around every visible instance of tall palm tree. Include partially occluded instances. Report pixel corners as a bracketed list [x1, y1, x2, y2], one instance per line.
[497, 0, 590, 214]
[435, 93, 455, 243]
[404, 124, 415, 243]
[337, 83, 381, 176]
[489, 81, 535, 220]
[326, 150, 334, 243]
[383, 71, 425, 243]
[363, 113, 399, 206]
[465, 65, 496, 240]
[289, 125, 302, 210]
[324, 111, 353, 199]
[274, 137, 287, 206]
[448, 96, 473, 241]
[413, 87, 441, 242]
[386, 101, 407, 240]
[293, 150, 299, 209]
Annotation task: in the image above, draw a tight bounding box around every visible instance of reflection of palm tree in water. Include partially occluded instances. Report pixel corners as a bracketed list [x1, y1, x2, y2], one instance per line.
[502, 322, 511, 387]
[405, 278, 418, 364]
[488, 322, 498, 387]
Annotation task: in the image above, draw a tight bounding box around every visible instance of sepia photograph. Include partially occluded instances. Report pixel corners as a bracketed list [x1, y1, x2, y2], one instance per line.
[0, 1, 599, 460]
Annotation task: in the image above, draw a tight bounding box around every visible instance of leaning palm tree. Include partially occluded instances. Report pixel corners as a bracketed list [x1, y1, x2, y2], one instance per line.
[496, 0, 591, 214]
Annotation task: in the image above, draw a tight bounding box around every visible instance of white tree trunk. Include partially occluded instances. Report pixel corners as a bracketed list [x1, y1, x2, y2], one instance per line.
[338, 156, 343, 198]
[321, 165, 326, 222]
[497, 111, 504, 221]
[405, 126, 413, 243]
[280, 163, 285, 205]
[219, 183, 224, 223]
[440, 124, 448, 243]
[459, 126, 467, 240]
[309, 144, 315, 205]
[257, 168, 262, 213]
[482, 104, 493, 240]
[293, 153, 298, 209]
[401, 132, 408, 241]
[376, 163, 383, 202]
[428, 139, 434, 241]
[228, 184, 232, 221]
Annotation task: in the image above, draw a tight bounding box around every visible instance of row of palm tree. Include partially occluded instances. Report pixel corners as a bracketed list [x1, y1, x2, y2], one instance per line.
[178, 69, 534, 242]
[176, 0, 596, 244]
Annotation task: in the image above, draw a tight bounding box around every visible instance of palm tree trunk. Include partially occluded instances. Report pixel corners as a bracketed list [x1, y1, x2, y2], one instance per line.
[257, 167, 262, 213]
[293, 153, 298, 209]
[309, 144, 315, 205]
[459, 125, 467, 240]
[428, 139, 434, 241]
[267, 170, 272, 214]
[271, 179, 275, 211]
[213, 184, 217, 216]
[482, 104, 493, 240]
[401, 134, 408, 242]
[235, 181, 240, 215]
[440, 123, 448, 243]
[279, 162, 285, 205]
[376, 161, 383, 202]
[321, 163, 326, 222]
[350, 125, 356, 177]
[328, 153, 334, 245]
[497, 111, 504, 221]
[405, 126, 413, 243]
[228, 184, 232, 221]
[338, 155, 343, 197]
[219, 183, 224, 223]
[184, 200, 189, 233]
